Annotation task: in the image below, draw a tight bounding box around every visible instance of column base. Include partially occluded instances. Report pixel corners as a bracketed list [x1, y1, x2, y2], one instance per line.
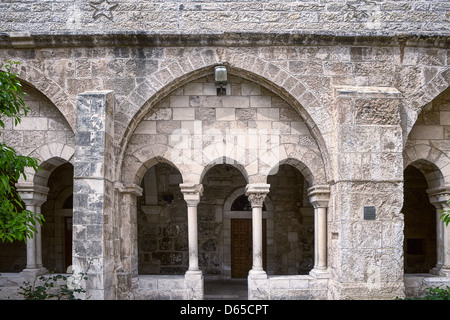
[185, 270, 203, 300]
[185, 269, 203, 278]
[20, 267, 48, 278]
[309, 267, 330, 279]
[248, 269, 267, 279]
[439, 267, 450, 277]
[430, 264, 444, 275]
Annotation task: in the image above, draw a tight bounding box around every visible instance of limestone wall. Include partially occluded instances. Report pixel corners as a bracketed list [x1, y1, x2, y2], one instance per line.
[1, 0, 449, 36]
[0, 0, 449, 300]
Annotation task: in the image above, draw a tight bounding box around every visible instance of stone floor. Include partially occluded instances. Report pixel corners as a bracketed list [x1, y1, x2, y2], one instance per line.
[204, 279, 248, 300]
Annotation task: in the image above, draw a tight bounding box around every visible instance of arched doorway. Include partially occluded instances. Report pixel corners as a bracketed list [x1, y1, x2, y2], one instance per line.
[402, 165, 437, 273]
[41, 162, 74, 273]
[267, 163, 314, 275]
[223, 190, 274, 278]
[137, 162, 186, 275]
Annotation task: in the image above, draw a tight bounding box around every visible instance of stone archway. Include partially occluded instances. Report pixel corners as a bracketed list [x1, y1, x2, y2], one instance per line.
[402, 164, 437, 274]
[118, 68, 329, 299]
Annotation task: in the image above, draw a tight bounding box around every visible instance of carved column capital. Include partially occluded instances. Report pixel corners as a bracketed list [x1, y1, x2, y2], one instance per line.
[180, 183, 203, 206]
[427, 186, 450, 209]
[16, 183, 49, 207]
[307, 184, 330, 208]
[245, 184, 270, 208]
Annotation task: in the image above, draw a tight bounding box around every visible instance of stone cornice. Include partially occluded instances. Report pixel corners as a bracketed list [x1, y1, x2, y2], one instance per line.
[1, 31, 449, 49]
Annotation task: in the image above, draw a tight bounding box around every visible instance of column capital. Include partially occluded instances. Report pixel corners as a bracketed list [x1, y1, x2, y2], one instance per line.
[115, 182, 143, 196]
[245, 184, 270, 208]
[180, 183, 203, 206]
[427, 186, 450, 208]
[307, 184, 330, 208]
[16, 183, 49, 207]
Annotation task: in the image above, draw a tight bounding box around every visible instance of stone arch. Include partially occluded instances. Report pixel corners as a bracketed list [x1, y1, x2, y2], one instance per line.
[403, 69, 450, 141]
[265, 145, 326, 186]
[116, 49, 331, 184]
[224, 186, 274, 213]
[16, 142, 74, 187]
[199, 157, 249, 186]
[403, 144, 449, 189]
[8, 62, 76, 132]
[126, 151, 185, 187]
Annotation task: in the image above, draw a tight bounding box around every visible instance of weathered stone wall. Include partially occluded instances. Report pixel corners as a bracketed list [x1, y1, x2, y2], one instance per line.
[1, 0, 449, 35]
[1, 0, 449, 300]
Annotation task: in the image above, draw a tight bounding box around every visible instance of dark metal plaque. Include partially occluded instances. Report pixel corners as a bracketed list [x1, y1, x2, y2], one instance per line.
[364, 206, 376, 220]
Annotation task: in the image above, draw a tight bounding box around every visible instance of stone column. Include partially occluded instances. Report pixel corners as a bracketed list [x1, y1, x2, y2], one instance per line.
[17, 184, 49, 277]
[73, 91, 116, 300]
[115, 182, 143, 299]
[246, 183, 270, 278]
[308, 185, 330, 278]
[428, 187, 450, 277]
[180, 183, 203, 273]
[180, 183, 203, 300]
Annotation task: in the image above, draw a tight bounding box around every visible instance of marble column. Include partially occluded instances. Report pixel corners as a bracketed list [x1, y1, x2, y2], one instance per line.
[180, 183, 203, 274]
[308, 185, 330, 278]
[17, 183, 49, 277]
[180, 183, 204, 300]
[428, 187, 450, 277]
[246, 183, 270, 278]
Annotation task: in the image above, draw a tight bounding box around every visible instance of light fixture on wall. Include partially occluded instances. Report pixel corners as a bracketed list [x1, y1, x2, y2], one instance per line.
[214, 65, 227, 96]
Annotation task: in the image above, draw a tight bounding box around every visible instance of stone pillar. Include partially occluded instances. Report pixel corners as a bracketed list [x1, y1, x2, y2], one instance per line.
[17, 184, 49, 277]
[180, 183, 203, 299]
[115, 182, 143, 299]
[246, 183, 270, 278]
[328, 86, 405, 299]
[428, 187, 450, 277]
[73, 91, 116, 300]
[308, 185, 330, 278]
[180, 183, 203, 273]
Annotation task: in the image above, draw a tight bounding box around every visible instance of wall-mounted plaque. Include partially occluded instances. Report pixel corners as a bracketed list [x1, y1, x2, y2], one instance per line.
[364, 206, 376, 220]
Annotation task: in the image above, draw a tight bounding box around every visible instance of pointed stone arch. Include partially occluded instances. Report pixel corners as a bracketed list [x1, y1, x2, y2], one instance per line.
[6, 62, 76, 133]
[116, 49, 331, 185]
[403, 69, 450, 142]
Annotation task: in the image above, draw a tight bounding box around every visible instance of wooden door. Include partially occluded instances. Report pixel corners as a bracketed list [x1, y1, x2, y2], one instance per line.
[231, 219, 266, 278]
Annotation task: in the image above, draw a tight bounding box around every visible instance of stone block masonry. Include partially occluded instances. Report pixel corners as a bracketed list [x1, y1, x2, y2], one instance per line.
[73, 91, 116, 300]
[0, 0, 449, 301]
[1, 0, 450, 36]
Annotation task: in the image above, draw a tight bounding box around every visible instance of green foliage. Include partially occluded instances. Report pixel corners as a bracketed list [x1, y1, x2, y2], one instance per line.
[441, 199, 450, 227]
[421, 286, 450, 300]
[0, 61, 42, 243]
[399, 286, 450, 300]
[17, 271, 88, 300]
